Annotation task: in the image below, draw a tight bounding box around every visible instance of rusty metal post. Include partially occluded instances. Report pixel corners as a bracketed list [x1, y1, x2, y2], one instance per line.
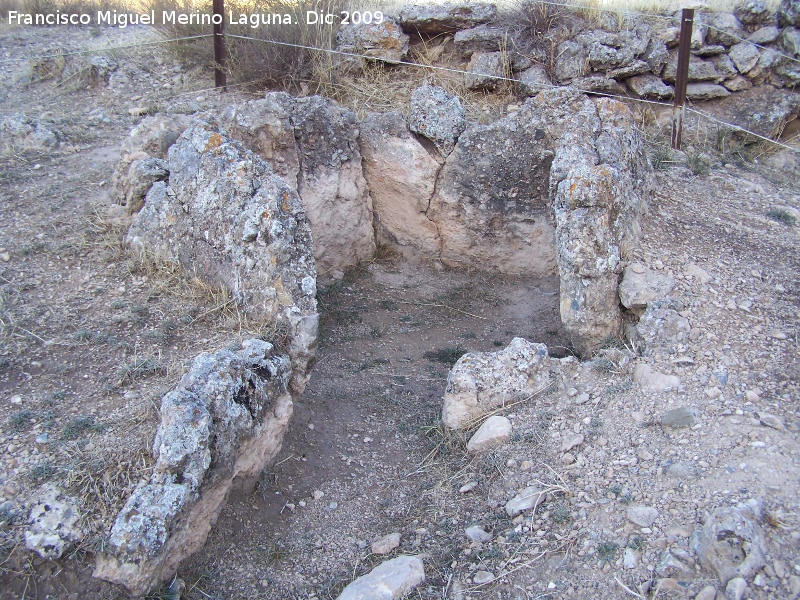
[213, 0, 226, 91]
[671, 8, 694, 150]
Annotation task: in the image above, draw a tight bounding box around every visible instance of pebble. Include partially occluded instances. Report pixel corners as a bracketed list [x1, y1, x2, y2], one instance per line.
[473, 571, 494, 584]
[574, 392, 590, 405]
[705, 387, 722, 399]
[627, 505, 659, 527]
[0, 252, 9, 262]
[312, 490, 324, 500]
[745, 390, 760, 402]
[505, 486, 545, 517]
[128, 106, 148, 116]
[661, 407, 698, 428]
[35, 433, 48, 444]
[756, 412, 785, 431]
[465, 525, 492, 543]
[725, 577, 747, 600]
[8, 395, 22, 405]
[769, 330, 788, 340]
[459, 481, 478, 494]
[695, 586, 717, 600]
[561, 433, 584, 453]
[623, 548, 639, 569]
[789, 575, 800, 595]
[371, 532, 401, 555]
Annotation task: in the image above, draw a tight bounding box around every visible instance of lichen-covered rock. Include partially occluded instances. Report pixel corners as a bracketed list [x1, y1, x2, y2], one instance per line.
[121, 157, 169, 213]
[89, 55, 117, 85]
[465, 51, 505, 89]
[398, 2, 496, 34]
[735, 0, 777, 27]
[24, 486, 81, 559]
[636, 300, 691, 357]
[517, 64, 552, 96]
[729, 41, 761, 74]
[221, 94, 376, 277]
[706, 13, 744, 46]
[779, 0, 800, 27]
[407, 84, 467, 156]
[359, 111, 441, 257]
[126, 125, 317, 390]
[554, 40, 588, 81]
[94, 339, 298, 595]
[110, 113, 202, 208]
[336, 555, 425, 600]
[551, 93, 650, 356]
[336, 19, 409, 64]
[569, 76, 626, 95]
[442, 338, 573, 429]
[626, 74, 674, 100]
[701, 85, 800, 139]
[0, 113, 62, 156]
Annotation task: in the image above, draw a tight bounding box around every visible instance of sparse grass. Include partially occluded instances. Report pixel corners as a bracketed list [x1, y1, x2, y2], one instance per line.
[118, 355, 166, 381]
[551, 502, 572, 525]
[423, 346, 467, 365]
[62, 415, 105, 440]
[28, 461, 57, 482]
[686, 150, 710, 176]
[597, 540, 619, 564]
[767, 208, 797, 226]
[9, 409, 35, 431]
[650, 145, 671, 171]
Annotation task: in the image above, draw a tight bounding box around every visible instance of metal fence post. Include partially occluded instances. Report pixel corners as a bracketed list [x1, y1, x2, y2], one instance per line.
[213, 0, 226, 91]
[671, 8, 694, 150]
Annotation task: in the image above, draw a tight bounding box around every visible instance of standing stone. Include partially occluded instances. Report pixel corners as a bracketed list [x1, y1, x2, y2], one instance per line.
[220, 94, 376, 277]
[358, 111, 441, 257]
[551, 94, 650, 356]
[408, 85, 467, 155]
[125, 126, 317, 391]
[337, 555, 425, 600]
[94, 340, 302, 596]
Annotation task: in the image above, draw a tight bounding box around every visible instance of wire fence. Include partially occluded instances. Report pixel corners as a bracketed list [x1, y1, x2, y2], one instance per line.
[0, 2, 797, 155]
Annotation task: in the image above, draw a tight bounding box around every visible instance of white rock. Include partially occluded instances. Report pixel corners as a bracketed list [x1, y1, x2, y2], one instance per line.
[695, 586, 717, 600]
[627, 505, 659, 527]
[686, 263, 712, 284]
[24, 486, 81, 559]
[757, 412, 785, 431]
[725, 577, 747, 600]
[465, 525, 493, 543]
[633, 364, 680, 392]
[473, 571, 494, 584]
[459, 481, 478, 493]
[372, 532, 401, 555]
[505, 486, 545, 517]
[467, 416, 512, 453]
[336, 555, 425, 600]
[561, 433, 584, 453]
[623, 547, 640, 569]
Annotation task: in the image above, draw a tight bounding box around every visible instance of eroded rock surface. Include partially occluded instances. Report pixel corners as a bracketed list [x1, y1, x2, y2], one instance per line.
[398, 2, 497, 34]
[221, 94, 376, 277]
[94, 339, 301, 595]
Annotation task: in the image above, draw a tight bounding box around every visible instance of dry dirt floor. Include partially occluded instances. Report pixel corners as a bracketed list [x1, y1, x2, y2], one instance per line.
[0, 23, 798, 600]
